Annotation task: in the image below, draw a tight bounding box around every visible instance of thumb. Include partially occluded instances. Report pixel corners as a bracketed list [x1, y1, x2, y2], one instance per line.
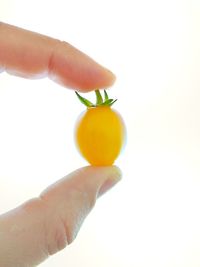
[0, 166, 121, 267]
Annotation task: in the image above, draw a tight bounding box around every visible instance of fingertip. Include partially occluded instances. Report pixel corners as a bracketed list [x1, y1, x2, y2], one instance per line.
[78, 165, 122, 181]
[97, 166, 122, 197]
[110, 165, 123, 180]
[48, 41, 116, 92]
[95, 67, 116, 91]
[75, 165, 122, 197]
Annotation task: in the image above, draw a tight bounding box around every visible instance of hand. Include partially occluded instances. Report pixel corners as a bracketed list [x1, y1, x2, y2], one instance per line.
[0, 22, 121, 267]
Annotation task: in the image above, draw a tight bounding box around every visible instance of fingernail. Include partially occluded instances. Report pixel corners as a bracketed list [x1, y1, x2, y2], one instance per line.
[98, 167, 122, 197]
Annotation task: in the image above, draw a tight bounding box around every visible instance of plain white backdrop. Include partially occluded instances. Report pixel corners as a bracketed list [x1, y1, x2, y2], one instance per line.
[1, 0, 200, 266]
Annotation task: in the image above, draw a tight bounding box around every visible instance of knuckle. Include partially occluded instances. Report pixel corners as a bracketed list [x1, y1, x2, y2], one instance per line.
[39, 185, 97, 256]
[38, 198, 69, 255]
[46, 219, 69, 255]
[47, 39, 62, 75]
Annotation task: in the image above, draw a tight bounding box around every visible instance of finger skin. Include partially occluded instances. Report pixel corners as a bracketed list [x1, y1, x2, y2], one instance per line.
[0, 22, 116, 91]
[0, 166, 121, 267]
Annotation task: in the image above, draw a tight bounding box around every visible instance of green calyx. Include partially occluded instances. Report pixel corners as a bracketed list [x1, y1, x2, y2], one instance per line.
[75, 90, 117, 108]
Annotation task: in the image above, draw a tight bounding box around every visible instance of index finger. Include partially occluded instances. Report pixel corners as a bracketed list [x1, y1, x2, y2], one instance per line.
[0, 22, 116, 92]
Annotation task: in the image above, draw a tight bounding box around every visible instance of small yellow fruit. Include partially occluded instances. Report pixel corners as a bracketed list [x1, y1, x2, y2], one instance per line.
[75, 90, 126, 166]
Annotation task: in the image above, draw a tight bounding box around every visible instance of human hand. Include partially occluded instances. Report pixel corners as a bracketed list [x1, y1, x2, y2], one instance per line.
[0, 23, 121, 267]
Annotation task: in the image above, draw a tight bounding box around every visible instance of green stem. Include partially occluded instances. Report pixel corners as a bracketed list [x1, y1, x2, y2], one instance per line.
[95, 90, 103, 105]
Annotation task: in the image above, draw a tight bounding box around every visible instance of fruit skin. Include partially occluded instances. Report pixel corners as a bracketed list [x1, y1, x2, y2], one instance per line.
[75, 106, 125, 166]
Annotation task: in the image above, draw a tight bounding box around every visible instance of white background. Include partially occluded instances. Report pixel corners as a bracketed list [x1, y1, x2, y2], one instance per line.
[1, 0, 200, 266]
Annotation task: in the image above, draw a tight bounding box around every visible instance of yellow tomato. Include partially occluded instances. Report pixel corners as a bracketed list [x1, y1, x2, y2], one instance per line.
[75, 105, 125, 166]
